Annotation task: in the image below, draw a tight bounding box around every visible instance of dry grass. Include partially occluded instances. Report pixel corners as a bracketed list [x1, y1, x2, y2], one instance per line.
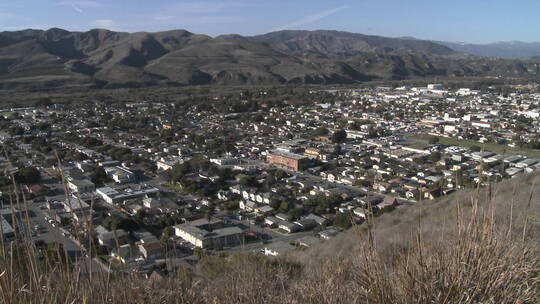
[0, 172, 539, 303]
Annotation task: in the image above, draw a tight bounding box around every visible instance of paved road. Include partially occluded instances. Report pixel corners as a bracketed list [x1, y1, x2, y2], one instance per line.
[25, 199, 107, 273]
[226, 229, 315, 254]
[222, 216, 317, 253]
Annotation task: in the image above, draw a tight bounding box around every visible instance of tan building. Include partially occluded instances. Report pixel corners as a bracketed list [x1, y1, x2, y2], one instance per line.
[304, 147, 321, 158]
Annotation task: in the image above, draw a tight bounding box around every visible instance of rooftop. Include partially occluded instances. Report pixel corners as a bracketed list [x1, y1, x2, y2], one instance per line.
[268, 150, 307, 160]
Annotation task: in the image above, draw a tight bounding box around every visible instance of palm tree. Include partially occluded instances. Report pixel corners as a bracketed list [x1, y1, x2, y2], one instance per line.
[203, 203, 215, 222]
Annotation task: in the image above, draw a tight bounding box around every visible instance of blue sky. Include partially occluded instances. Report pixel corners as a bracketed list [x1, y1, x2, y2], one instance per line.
[0, 0, 538, 43]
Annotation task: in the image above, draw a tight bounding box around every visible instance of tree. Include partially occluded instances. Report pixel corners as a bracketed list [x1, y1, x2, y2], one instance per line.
[135, 209, 147, 221]
[107, 147, 133, 162]
[269, 200, 281, 210]
[308, 194, 344, 214]
[102, 215, 138, 232]
[274, 170, 287, 181]
[238, 175, 257, 187]
[470, 145, 482, 152]
[117, 218, 139, 232]
[288, 208, 304, 219]
[90, 167, 109, 187]
[202, 204, 215, 221]
[428, 136, 440, 145]
[263, 174, 277, 190]
[171, 162, 192, 182]
[313, 127, 329, 136]
[334, 213, 352, 229]
[14, 167, 41, 184]
[102, 215, 121, 231]
[367, 126, 378, 138]
[332, 129, 347, 143]
[279, 202, 290, 213]
[414, 157, 426, 165]
[225, 200, 240, 211]
[35, 122, 51, 131]
[430, 152, 442, 162]
[160, 226, 174, 249]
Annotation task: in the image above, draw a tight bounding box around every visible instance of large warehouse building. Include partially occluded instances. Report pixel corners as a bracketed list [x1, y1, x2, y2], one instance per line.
[266, 150, 310, 172]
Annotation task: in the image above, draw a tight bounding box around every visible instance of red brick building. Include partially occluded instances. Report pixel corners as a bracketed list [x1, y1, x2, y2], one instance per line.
[267, 150, 309, 172]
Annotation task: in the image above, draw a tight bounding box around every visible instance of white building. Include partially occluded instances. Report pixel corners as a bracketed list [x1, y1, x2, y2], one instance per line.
[67, 179, 95, 194]
[174, 218, 244, 249]
[520, 110, 540, 119]
[106, 166, 135, 184]
[96, 185, 159, 205]
[156, 157, 184, 171]
[471, 120, 492, 129]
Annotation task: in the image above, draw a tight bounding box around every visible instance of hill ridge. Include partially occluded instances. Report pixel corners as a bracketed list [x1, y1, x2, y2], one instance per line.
[1, 28, 539, 90]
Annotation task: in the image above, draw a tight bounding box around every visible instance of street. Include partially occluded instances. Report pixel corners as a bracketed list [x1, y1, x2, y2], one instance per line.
[25, 197, 108, 273]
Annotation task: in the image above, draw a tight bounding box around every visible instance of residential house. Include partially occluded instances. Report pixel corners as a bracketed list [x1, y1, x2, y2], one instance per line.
[111, 244, 137, 264]
[278, 221, 300, 233]
[305, 213, 330, 226]
[96, 227, 129, 249]
[138, 242, 163, 260]
[264, 216, 280, 228]
[67, 179, 95, 194]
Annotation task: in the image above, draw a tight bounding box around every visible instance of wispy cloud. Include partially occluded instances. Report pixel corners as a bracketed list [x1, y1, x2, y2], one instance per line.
[151, 15, 239, 26]
[57, 1, 103, 7]
[274, 5, 348, 31]
[0, 1, 28, 9]
[146, 1, 246, 28]
[0, 11, 17, 20]
[56, 1, 103, 13]
[171, 1, 245, 14]
[155, 15, 175, 22]
[90, 19, 115, 29]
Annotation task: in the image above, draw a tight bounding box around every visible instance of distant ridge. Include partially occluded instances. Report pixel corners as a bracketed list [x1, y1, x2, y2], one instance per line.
[0, 28, 539, 90]
[245, 30, 456, 58]
[437, 40, 540, 59]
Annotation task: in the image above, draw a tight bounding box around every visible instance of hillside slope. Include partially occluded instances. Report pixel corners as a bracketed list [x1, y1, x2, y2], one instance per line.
[248, 30, 457, 58]
[296, 171, 540, 266]
[1, 172, 538, 303]
[1, 28, 540, 90]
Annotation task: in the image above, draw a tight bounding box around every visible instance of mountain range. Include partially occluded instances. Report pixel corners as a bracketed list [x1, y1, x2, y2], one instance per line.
[1, 28, 539, 90]
[437, 41, 540, 59]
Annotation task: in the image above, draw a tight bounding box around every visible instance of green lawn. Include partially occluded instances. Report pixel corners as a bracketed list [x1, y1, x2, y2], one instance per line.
[1, 111, 15, 119]
[163, 182, 183, 192]
[407, 134, 540, 159]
